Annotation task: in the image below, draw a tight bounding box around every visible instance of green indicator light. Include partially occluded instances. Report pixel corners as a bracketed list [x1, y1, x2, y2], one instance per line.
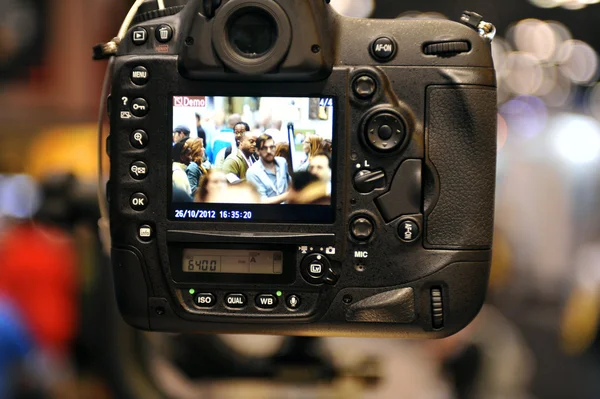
[276, 291, 282, 297]
[189, 289, 195, 295]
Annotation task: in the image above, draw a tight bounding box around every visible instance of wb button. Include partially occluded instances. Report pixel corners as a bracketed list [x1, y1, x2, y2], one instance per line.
[255, 294, 278, 309]
[130, 193, 148, 211]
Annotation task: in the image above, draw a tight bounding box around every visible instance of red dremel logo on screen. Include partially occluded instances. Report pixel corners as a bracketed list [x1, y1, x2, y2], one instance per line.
[173, 96, 206, 107]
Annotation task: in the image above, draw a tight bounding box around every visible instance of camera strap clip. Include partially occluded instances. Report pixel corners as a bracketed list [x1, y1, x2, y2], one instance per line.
[460, 11, 496, 42]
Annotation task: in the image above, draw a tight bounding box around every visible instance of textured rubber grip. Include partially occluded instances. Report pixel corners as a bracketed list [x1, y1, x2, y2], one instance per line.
[425, 86, 497, 249]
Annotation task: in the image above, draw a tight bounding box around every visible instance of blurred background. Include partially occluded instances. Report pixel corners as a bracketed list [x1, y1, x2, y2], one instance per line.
[1, 0, 600, 398]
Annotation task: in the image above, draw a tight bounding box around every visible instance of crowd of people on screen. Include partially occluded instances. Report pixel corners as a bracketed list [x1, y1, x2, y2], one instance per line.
[172, 113, 333, 205]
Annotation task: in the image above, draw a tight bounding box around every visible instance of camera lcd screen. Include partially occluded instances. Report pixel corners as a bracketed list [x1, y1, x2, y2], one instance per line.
[182, 249, 283, 275]
[170, 96, 335, 223]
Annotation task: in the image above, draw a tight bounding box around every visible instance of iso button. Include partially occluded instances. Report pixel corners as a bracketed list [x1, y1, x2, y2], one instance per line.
[131, 98, 149, 117]
[194, 293, 216, 308]
[130, 193, 148, 211]
[371, 37, 396, 62]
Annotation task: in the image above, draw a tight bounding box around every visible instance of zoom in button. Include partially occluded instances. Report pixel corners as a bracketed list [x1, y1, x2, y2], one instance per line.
[130, 130, 148, 149]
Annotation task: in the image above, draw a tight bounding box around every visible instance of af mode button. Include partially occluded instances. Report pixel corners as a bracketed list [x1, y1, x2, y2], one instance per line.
[225, 293, 247, 309]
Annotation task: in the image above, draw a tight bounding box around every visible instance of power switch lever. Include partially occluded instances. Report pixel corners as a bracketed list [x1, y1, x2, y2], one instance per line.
[354, 169, 386, 193]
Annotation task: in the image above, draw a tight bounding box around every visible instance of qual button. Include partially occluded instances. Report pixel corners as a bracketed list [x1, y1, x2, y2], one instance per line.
[225, 293, 247, 308]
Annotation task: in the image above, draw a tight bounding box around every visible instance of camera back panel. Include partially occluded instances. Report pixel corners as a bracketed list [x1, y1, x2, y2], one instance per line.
[108, 0, 497, 338]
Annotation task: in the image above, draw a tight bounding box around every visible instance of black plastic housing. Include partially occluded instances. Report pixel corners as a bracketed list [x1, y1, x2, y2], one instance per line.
[108, 0, 497, 338]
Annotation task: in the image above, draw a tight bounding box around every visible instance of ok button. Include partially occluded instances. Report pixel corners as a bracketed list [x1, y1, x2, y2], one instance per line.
[130, 192, 148, 211]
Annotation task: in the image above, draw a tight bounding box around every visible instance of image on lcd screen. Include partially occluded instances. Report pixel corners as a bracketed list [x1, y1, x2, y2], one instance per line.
[171, 96, 334, 223]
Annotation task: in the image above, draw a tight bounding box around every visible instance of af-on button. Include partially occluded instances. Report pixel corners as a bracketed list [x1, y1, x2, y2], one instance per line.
[370, 37, 396, 62]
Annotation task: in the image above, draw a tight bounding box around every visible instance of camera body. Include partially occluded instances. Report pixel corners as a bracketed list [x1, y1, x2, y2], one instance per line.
[108, 0, 497, 337]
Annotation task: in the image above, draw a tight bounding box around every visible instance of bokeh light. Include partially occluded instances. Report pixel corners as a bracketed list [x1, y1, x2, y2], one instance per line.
[557, 40, 599, 84]
[513, 19, 558, 61]
[0, 174, 41, 219]
[497, 113, 509, 152]
[329, 0, 375, 18]
[585, 83, 600, 121]
[504, 53, 544, 95]
[552, 114, 600, 163]
[529, 0, 600, 9]
[500, 96, 548, 140]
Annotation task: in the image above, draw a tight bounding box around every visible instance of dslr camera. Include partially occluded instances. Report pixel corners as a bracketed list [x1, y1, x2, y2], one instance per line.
[107, 0, 497, 337]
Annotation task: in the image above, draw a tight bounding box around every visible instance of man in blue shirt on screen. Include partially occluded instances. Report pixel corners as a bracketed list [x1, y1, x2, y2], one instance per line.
[246, 133, 291, 204]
